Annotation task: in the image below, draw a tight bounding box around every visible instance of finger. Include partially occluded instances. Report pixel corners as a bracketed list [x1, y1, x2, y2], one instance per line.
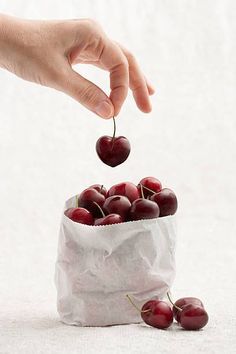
[75, 60, 156, 95]
[57, 64, 114, 119]
[99, 41, 129, 116]
[117, 43, 153, 113]
[145, 77, 155, 95]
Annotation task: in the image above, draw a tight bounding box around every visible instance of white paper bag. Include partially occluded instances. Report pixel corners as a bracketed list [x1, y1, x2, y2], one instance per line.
[54, 195, 177, 327]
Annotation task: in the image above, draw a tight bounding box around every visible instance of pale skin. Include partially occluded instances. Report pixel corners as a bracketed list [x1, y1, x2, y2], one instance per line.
[0, 14, 154, 119]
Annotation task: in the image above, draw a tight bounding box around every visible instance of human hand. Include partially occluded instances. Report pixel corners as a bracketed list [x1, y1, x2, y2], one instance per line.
[0, 15, 154, 118]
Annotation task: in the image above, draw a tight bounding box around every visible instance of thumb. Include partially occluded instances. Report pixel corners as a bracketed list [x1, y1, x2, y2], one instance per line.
[58, 66, 114, 119]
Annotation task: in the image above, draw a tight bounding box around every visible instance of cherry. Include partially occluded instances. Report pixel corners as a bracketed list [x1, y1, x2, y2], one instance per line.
[129, 199, 160, 220]
[64, 207, 94, 225]
[126, 295, 173, 329]
[107, 182, 140, 203]
[95, 214, 122, 226]
[173, 297, 204, 322]
[88, 184, 107, 197]
[167, 293, 208, 330]
[150, 188, 178, 216]
[137, 177, 162, 198]
[179, 304, 209, 330]
[141, 300, 173, 329]
[93, 201, 122, 226]
[96, 117, 130, 167]
[129, 184, 160, 221]
[103, 195, 131, 221]
[79, 188, 105, 218]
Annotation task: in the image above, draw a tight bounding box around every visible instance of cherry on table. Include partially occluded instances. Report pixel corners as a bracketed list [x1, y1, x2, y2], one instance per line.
[173, 297, 204, 322]
[126, 295, 173, 329]
[179, 304, 209, 330]
[141, 300, 173, 329]
[64, 207, 94, 225]
[167, 292, 208, 330]
[107, 182, 140, 203]
[96, 117, 130, 167]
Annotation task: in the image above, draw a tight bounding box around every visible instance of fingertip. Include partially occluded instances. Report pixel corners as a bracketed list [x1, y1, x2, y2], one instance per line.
[148, 87, 155, 96]
[132, 89, 152, 114]
[147, 84, 155, 96]
[144, 77, 155, 95]
[139, 103, 152, 114]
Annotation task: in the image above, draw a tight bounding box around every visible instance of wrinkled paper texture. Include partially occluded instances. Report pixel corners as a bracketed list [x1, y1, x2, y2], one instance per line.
[55, 195, 177, 326]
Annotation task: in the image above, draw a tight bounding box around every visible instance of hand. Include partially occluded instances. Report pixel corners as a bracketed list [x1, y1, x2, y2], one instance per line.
[0, 15, 154, 118]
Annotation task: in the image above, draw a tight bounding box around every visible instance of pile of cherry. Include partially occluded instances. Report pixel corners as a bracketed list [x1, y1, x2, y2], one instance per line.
[64, 177, 178, 225]
[126, 293, 209, 330]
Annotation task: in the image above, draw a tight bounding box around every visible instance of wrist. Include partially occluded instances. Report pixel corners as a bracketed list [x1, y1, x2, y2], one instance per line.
[0, 14, 11, 69]
[0, 14, 21, 70]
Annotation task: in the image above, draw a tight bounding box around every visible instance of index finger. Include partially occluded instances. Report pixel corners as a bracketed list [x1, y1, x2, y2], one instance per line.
[100, 41, 129, 116]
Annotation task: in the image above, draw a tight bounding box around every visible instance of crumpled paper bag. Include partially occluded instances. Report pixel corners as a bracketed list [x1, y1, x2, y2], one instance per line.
[54, 195, 177, 327]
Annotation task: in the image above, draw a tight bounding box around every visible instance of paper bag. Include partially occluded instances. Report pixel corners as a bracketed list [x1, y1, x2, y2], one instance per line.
[55, 195, 176, 326]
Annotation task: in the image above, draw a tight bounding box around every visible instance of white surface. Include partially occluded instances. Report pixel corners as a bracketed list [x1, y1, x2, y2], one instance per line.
[0, 0, 236, 353]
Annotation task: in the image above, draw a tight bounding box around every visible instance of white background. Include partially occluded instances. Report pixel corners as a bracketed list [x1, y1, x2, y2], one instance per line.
[0, 1, 236, 353]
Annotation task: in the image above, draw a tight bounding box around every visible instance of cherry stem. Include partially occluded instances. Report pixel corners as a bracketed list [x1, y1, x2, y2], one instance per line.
[111, 116, 116, 150]
[93, 201, 105, 218]
[141, 184, 156, 195]
[126, 294, 151, 314]
[75, 195, 79, 208]
[100, 185, 104, 194]
[140, 183, 145, 199]
[167, 292, 182, 312]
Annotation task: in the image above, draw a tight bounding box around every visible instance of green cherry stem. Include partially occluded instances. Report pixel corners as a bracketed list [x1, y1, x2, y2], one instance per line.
[141, 184, 157, 195]
[126, 294, 151, 314]
[167, 292, 182, 312]
[93, 201, 105, 218]
[140, 183, 145, 199]
[75, 195, 79, 208]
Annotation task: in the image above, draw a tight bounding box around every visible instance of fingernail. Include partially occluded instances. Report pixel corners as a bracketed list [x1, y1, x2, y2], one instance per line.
[95, 101, 113, 119]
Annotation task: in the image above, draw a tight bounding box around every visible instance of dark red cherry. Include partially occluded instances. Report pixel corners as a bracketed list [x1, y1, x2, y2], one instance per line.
[64, 207, 94, 225]
[103, 195, 131, 221]
[88, 184, 107, 197]
[79, 188, 105, 218]
[107, 182, 140, 203]
[141, 300, 173, 329]
[129, 199, 160, 221]
[173, 297, 204, 322]
[179, 304, 209, 330]
[150, 188, 178, 216]
[94, 213, 122, 226]
[138, 177, 162, 198]
[96, 117, 130, 167]
[96, 135, 130, 167]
